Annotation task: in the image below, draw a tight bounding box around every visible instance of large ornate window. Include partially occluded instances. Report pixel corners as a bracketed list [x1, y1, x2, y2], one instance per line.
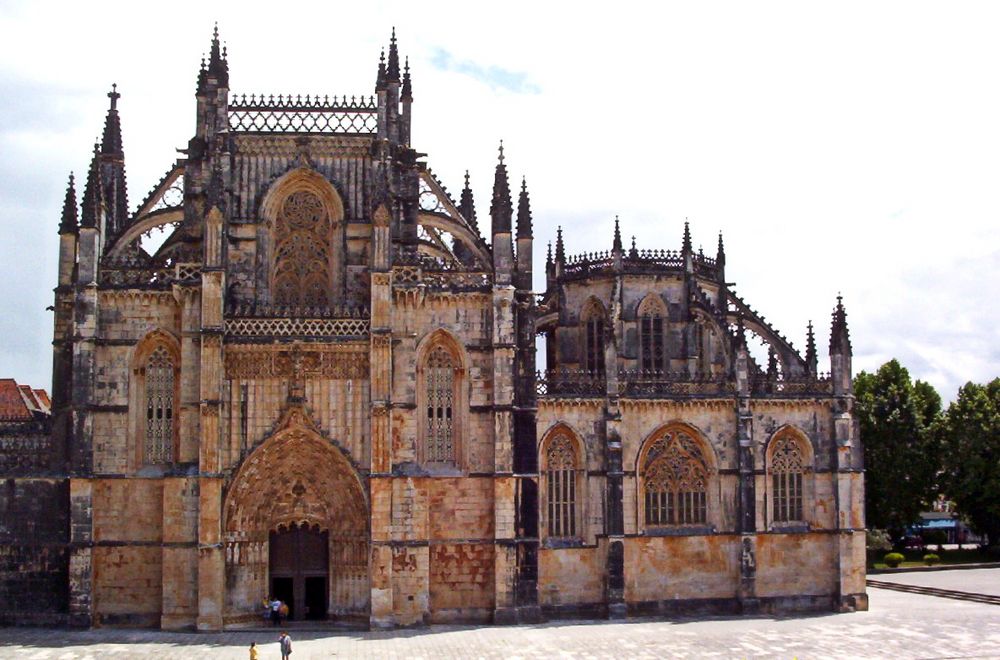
[642, 426, 710, 526]
[543, 432, 581, 538]
[425, 345, 455, 463]
[271, 190, 332, 307]
[581, 299, 606, 376]
[130, 330, 181, 470]
[144, 346, 175, 464]
[638, 295, 666, 372]
[769, 429, 810, 523]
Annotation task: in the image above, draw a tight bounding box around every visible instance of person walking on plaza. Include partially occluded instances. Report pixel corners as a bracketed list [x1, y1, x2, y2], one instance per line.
[279, 631, 292, 659]
[248, 641, 259, 660]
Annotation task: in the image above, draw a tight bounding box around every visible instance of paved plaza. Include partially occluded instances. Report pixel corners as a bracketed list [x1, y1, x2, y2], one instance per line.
[4, 569, 1000, 659]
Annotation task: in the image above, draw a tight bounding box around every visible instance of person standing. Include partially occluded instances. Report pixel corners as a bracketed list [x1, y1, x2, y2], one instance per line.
[278, 631, 293, 659]
[270, 598, 282, 626]
[248, 641, 259, 660]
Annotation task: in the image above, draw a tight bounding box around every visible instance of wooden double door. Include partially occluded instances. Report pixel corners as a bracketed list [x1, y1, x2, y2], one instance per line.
[269, 523, 329, 621]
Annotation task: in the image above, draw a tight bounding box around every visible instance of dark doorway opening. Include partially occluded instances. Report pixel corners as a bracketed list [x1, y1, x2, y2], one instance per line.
[269, 522, 329, 621]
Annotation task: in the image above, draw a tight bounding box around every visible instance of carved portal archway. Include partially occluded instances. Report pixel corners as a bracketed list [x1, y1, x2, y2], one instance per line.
[222, 407, 369, 625]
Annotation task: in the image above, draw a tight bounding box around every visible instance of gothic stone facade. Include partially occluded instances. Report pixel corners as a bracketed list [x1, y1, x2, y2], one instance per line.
[10, 30, 866, 629]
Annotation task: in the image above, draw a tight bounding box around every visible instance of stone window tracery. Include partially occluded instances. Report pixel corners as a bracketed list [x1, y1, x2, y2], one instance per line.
[581, 301, 606, 376]
[771, 432, 807, 522]
[638, 296, 666, 373]
[643, 428, 708, 526]
[145, 345, 174, 464]
[425, 345, 455, 463]
[545, 434, 578, 538]
[271, 190, 332, 307]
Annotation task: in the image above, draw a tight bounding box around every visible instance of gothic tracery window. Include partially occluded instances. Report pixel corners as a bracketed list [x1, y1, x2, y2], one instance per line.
[425, 345, 455, 463]
[643, 427, 708, 526]
[545, 434, 578, 538]
[582, 301, 606, 376]
[638, 296, 666, 373]
[145, 345, 175, 464]
[771, 432, 807, 522]
[271, 190, 332, 307]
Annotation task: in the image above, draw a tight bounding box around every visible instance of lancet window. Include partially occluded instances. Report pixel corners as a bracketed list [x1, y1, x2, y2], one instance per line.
[271, 190, 332, 307]
[581, 301, 606, 376]
[643, 427, 709, 526]
[638, 295, 666, 373]
[144, 345, 175, 464]
[425, 345, 455, 463]
[544, 434, 579, 538]
[770, 431, 808, 522]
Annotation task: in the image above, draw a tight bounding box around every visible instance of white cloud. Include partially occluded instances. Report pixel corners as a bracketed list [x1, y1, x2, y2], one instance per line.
[0, 0, 997, 401]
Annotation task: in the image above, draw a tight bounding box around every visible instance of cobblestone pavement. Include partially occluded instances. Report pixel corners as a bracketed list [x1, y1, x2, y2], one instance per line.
[4, 576, 1000, 659]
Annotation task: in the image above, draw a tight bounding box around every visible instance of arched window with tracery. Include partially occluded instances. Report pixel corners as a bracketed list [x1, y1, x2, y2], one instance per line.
[642, 427, 709, 526]
[581, 300, 606, 376]
[144, 345, 175, 464]
[638, 295, 666, 373]
[770, 430, 808, 523]
[271, 190, 332, 307]
[544, 433, 580, 538]
[425, 345, 456, 463]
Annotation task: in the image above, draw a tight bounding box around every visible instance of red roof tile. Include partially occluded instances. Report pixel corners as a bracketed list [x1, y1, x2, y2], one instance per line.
[0, 379, 33, 421]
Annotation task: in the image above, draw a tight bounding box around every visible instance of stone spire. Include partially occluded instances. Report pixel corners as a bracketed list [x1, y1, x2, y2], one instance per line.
[80, 143, 101, 229]
[100, 85, 123, 156]
[59, 173, 78, 235]
[98, 85, 129, 236]
[387, 27, 400, 82]
[629, 235, 638, 259]
[401, 56, 412, 101]
[546, 241, 552, 267]
[207, 22, 229, 85]
[555, 225, 565, 264]
[612, 215, 622, 252]
[682, 220, 692, 254]
[829, 295, 852, 355]
[716, 231, 726, 267]
[805, 320, 818, 376]
[375, 48, 387, 91]
[516, 177, 532, 239]
[490, 141, 512, 233]
[459, 171, 478, 235]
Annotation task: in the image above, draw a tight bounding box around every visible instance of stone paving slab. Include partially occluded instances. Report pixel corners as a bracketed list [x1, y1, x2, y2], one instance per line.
[3, 585, 1000, 659]
[870, 567, 1000, 598]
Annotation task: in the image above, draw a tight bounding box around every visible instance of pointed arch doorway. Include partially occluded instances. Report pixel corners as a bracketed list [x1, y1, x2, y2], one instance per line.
[222, 408, 369, 625]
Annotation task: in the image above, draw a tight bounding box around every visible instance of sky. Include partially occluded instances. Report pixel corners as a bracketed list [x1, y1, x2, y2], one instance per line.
[0, 1, 997, 402]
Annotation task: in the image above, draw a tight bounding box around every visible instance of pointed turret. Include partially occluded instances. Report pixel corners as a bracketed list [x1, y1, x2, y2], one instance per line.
[490, 141, 512, 233]
[80, 144, 102, 230]
[459, 170, 479, 235]
[715, 230, 727, 313]
[682, 220, 692, 254]
[829, 295, 852, 356]
[805, 320, 818, 377]
[555, 225, 565, 264]
[516, 177, 532, 239]
[387, 27, 401, 82]
[716, 231, 726, 268]
[401, 57, 412, 101]
[207, 22, 229, 86]
[829, 294, 853, 396]
[490, 141, 514, 282]
[375, 48, 387, 91]
[59, 173, 78, 235]
[57, 173, 78, 287]
[515, 176, 533, 290]
[612, 215, 622, 253]
[629, 235, 638, 260]
[100, 85, 123, 156]
[98, 85, 129, 238]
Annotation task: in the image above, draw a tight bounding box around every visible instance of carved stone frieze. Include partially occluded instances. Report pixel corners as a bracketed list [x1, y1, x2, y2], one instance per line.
[224, 344, 369, 379]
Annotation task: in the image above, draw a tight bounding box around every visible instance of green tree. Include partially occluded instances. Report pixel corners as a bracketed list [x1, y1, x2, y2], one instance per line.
[855, 360, 940, 538]
[940, 379, 1000, 545]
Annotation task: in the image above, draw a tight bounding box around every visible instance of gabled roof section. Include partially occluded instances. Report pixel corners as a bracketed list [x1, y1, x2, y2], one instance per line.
[0, 379, 35, 422]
